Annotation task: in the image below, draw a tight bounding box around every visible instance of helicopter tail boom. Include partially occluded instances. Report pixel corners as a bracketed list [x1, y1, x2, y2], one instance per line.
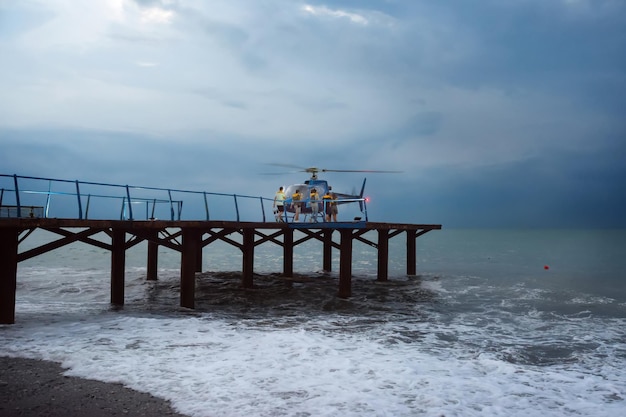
[334, 177, 367, 212]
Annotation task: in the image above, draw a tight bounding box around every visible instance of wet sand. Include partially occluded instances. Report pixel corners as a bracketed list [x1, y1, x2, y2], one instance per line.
[0, 356, 189, 417]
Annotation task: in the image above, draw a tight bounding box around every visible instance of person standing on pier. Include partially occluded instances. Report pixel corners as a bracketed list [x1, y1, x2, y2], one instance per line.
[329, 190, 339, 222]
[292, 189, 302, 222]
[323, 189, 338, 222]
[273, 186, 286, 222]
[309, 188, 320, 222]
[323, 190, 333, 221]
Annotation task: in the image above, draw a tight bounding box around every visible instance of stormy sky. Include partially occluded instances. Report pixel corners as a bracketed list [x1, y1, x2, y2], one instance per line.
[1, 0, 624, 227]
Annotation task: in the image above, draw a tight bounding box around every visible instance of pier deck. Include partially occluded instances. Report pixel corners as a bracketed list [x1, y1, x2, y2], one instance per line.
[0, 218, 441, 324]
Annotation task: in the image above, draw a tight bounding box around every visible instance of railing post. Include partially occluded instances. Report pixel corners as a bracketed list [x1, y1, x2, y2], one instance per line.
[120, 197, 126, 220]
[150, 199, 157, 219]
[125, 185, 133, 220]
[363, 199, 369, 222]
[75, 180, 83, 219]
[45, 180, 52, 218]
[85, 194, 91, 219]
[13, 175, 20, 217]
[168, 190, 174, 220]
[203, 192, 210, 220]
[233, 195, 240, 222]
[260, 197, 266, 222]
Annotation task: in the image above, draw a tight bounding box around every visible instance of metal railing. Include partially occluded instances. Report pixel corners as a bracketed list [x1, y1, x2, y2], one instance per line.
[0, 174, 271, 222]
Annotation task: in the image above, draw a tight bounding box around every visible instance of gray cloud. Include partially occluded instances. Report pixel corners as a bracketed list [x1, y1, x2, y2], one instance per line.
[0, 0, 623, 227]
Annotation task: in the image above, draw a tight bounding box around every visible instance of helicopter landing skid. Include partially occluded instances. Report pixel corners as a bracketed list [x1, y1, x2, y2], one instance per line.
[288, 220, 366, 229]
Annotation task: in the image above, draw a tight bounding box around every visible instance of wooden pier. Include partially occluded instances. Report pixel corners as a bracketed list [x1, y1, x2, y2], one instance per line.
[0, 218, 441, 324]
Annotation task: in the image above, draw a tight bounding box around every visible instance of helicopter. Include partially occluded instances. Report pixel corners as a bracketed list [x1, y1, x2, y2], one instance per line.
[269, 165, 401, 222]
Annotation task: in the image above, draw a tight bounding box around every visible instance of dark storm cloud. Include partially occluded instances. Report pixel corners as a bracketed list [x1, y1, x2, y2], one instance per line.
[0, 0, 623, 227]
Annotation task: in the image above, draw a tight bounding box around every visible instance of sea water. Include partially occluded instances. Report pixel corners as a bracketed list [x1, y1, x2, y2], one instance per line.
[1, 228, 625, 417]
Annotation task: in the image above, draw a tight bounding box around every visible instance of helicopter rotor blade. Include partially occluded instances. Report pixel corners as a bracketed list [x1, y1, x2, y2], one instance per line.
[267, 163, 308, 171]
[320, 169, 403, 174]
[265, 163, 403, 176]
[262, 163, 307, 176]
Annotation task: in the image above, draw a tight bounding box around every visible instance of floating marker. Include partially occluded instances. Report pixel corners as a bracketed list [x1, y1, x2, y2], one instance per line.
[544, 265, 550, 270]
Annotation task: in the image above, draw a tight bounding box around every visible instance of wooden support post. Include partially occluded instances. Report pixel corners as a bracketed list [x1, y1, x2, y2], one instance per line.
[146, 231, 158, 281]
[338, 229, 353, 298]
[181, 228, 199, 309]
[111, 228, 126, 306]
[283, 228, 293, 277]
[242, 228, 254, 288]
[196, 232, 203, 273]
[377, 229, 389, 281]
[323, 229, 333, 272]
[0, 228, 19, 324]
[407, 230, 417, 276]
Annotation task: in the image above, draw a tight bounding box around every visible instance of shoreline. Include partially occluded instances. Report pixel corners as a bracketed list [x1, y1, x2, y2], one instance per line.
[0, 356, 189, 417]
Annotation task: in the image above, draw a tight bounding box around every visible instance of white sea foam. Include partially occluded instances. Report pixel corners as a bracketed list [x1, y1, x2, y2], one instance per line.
[0, 309, 622, 417]
[3, 229, 625, 416]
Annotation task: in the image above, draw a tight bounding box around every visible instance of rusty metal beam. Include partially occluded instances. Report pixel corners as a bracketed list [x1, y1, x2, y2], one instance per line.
[0, 227, 18, 324]
[180, 228, 200, 309]
[242, 228, 254, 288]
[203, 228, 240, 249]
[377, 229, 389, 281]
[130, 229, 180, 252]
[147, 230, 158, 281]
[283, 228, 293, 277]
[338, 229, 353, 298]
[407, 230, 417, 276]
[110, 228, 126, 305]
[0, 218, 442, 232]
[323, 229, 333, 272]
[0, 218, 443, 323]
[18, 228, 106, 262]
[253, 229, 284, 246]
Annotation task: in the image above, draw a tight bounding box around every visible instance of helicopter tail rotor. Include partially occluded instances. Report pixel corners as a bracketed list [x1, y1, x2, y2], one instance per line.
[359, 178, 367, 212]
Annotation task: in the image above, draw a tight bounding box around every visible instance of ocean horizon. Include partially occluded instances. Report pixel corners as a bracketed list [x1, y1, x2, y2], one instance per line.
[1, 228, 625, 416]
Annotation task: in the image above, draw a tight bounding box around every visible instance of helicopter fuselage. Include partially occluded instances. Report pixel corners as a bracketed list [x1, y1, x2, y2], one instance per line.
[283, 179, 329, 215]
[268, 164, 387, 221]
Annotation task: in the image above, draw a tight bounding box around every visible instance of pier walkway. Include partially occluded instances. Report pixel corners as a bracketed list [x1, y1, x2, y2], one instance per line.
[0, 174, 441, 324]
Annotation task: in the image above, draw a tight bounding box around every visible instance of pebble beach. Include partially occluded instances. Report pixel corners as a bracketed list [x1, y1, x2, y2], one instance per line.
[0, 356, 189, 417]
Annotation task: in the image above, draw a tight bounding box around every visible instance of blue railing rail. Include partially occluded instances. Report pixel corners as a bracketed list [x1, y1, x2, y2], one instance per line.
[0, 174, 272, 222]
